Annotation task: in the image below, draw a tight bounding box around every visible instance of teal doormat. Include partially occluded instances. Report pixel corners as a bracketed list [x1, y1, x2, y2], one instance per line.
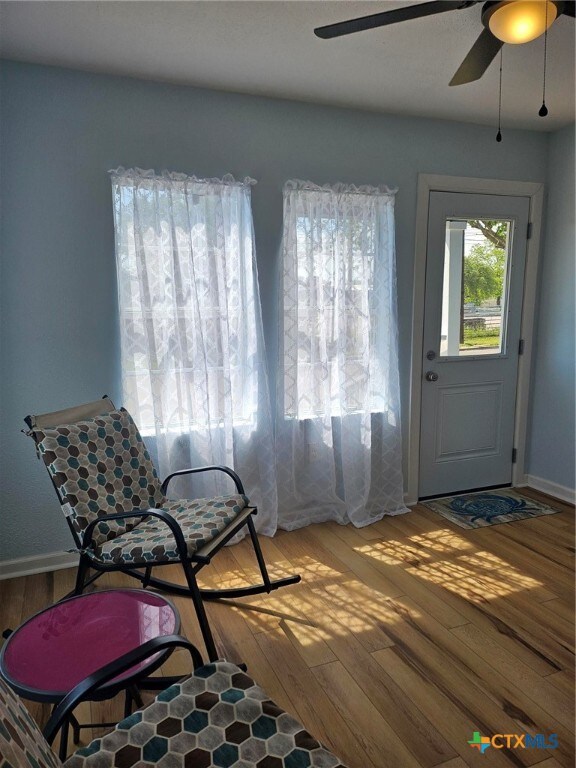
[421, 488, 560, 529]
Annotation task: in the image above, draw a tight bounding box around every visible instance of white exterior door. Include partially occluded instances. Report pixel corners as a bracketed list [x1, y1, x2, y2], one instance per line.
[419, 191, 530, 498]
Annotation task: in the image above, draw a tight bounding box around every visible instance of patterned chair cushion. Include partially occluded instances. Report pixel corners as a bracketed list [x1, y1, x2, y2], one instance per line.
[92, 495, 248, 564]
[35, 408, 165, 545]
[0, 676, 63, 768]
[63, 661, 347, 768]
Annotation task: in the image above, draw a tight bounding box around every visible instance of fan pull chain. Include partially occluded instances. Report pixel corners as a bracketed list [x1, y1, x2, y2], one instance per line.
[539, 1, 549, 117]
[496, 48, 503, 142]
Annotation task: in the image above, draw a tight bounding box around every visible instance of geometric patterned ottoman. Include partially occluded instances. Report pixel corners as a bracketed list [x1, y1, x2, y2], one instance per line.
[55, 662, 349, 768]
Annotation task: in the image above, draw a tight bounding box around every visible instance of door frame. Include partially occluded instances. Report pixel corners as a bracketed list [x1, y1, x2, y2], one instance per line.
[406, 174, 544, 504]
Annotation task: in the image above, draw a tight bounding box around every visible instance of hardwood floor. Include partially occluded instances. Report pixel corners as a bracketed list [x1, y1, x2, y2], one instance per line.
[0, 491, 574, 768]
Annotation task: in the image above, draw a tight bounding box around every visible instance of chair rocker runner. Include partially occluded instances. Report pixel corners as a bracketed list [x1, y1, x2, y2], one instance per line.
[24, 397, 300, 661]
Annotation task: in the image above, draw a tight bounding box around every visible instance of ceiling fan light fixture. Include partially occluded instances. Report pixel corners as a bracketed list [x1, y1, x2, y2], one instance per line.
[485, 0, 557, 44]
[482, 0, 558, 45]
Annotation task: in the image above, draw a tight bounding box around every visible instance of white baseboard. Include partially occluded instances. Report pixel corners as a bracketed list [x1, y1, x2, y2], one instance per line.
[0, 551, 79, 581]
[521, 475, 575, 505]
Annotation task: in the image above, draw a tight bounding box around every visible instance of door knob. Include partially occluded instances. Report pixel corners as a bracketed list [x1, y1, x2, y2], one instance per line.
[425, 371, 439, 382]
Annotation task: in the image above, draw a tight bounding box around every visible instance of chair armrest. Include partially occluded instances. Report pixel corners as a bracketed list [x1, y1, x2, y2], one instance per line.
[43, 634, 202, 745]
[161, 465, 245, 496]
[82, 508, 210, 564]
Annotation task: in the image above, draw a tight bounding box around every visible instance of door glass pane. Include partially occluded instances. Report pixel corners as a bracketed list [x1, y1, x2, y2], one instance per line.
[439, 219, 511, 357]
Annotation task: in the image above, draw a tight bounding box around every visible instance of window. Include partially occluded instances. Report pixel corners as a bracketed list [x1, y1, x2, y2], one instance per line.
[281, 181, 398, 420]
[276, 180, 406, 529]
[110, 168, 277, 523]
[439, 219, 511, 358]
[110, 169, 263, 433]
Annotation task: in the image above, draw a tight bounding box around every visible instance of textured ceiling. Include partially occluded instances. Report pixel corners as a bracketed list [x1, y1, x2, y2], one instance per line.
[1, 0, 574, 131]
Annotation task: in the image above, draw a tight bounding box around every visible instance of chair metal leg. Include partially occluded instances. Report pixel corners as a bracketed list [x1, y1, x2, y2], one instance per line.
[246, 514, 272, 591]
[142, 565, 153, 588]
[124, 686, 143, 718]
[70, 713, 81, 745]
[180, 557, 219, 662]
[199, 516, 301, 600]
[74, 553, 91, 595]
[58, 716, 70, 761]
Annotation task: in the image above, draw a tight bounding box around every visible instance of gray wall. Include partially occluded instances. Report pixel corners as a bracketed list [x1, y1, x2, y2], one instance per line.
[0, 61, 556, 561]
[526, 125, 575, 490]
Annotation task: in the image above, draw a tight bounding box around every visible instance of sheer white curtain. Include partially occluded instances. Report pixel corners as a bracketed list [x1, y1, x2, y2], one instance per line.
[110, 168, 277, 535]
[277, 180, 407, 529]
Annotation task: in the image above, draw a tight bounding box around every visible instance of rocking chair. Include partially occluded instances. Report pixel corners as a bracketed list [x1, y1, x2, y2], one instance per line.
[24, 397, 300, 661]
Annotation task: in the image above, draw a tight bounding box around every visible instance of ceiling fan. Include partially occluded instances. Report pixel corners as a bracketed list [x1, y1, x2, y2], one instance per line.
[314, 1, 576, 86]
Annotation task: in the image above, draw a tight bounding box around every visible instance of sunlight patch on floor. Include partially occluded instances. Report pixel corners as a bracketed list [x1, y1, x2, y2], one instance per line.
[318, 578, 412, 631]
[407, 551, 543, 600]
[403, 529, 476, 553]
[270, 553, 343, 580]
[354, 529, 475, 566]
[226, 590, 315, 634]
[353, 539, 432, 566]
[460, 550, 545, 591]
[218, 572, 409, 645]
[200, 567, 250, 590]
[356, 534, 543, 600]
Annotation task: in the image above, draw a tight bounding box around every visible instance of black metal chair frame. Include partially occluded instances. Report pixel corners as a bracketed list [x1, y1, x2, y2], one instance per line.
[24, 399, 301, 662]
[43, 634, 201, 759]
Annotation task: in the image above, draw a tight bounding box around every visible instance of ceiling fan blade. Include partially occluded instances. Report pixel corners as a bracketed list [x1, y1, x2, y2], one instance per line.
[449, 28, 504, 85]
[314, 1, 471, 40]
